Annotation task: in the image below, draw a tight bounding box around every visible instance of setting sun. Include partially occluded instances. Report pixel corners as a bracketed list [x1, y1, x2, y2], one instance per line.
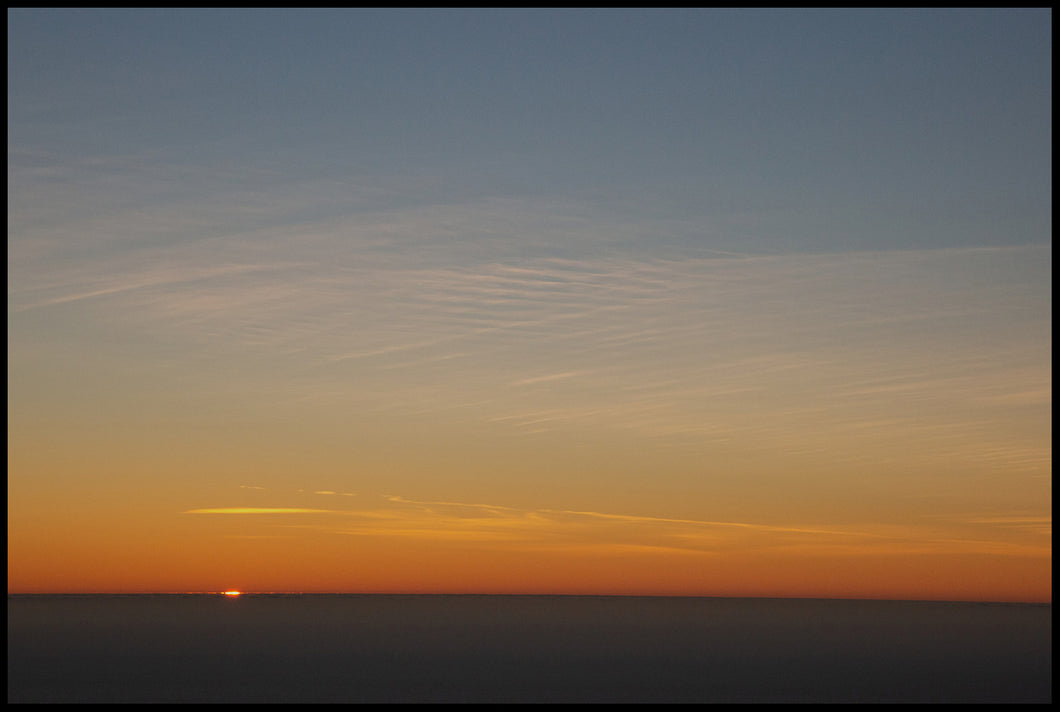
[222, 591, 242, 598]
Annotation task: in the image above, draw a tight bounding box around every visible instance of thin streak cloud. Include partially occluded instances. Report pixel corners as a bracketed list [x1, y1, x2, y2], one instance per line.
[272, 494, 1047, 560]
[510, 372, 584, 386]
[183, 508, 337, 515]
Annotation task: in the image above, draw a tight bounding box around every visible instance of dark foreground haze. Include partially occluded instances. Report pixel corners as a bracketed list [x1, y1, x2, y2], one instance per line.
[7, 594, 1051, 703]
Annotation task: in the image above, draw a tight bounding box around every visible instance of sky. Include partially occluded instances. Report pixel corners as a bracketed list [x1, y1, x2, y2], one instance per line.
[7, 8, 1051, 601]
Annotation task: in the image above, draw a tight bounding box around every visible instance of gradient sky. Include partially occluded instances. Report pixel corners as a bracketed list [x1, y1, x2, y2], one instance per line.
[8, 9, 1051, 601]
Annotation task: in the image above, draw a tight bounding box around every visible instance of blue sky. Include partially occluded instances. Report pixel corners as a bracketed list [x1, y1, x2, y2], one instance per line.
[10, 8, 1050, 255]
[7, 9, 1051, 598]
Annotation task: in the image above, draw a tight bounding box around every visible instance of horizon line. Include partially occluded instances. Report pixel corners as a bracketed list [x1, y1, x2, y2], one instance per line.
[6, 591, 1050, 605]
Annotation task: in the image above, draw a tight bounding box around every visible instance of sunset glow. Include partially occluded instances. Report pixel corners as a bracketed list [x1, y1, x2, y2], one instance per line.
[7, 9, 1050, 602]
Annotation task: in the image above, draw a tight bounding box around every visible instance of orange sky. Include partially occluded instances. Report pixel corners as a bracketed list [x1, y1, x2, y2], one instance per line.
[7, 331, 1051, 601]
[8, 438, 1051, 601]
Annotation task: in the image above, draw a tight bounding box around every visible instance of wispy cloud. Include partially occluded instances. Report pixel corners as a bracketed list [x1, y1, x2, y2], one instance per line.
[936, 513, 1052, 537]
[8, 156, 1050, 480]
[224, 494, 1050, 560]
[183, 508, 337, 514]
[510, 371, 584, 386]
